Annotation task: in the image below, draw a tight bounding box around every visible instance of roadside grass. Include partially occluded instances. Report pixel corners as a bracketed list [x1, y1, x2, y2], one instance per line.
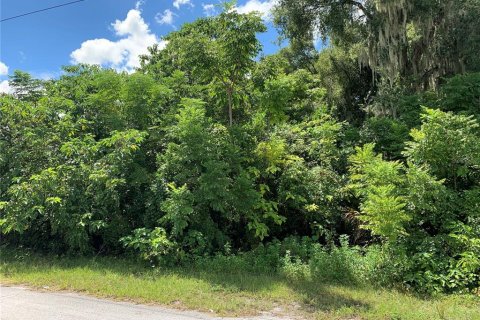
[0, 248, 479, 320]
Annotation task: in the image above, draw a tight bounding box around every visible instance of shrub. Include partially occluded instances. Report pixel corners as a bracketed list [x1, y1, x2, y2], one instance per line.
[120, 228, 173, 262]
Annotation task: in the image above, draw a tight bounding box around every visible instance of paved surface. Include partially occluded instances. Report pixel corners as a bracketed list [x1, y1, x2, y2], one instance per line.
[0, 286, 285, 320]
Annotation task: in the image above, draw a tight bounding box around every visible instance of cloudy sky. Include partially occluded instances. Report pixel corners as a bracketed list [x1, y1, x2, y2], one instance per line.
[0, 0, 281, 92]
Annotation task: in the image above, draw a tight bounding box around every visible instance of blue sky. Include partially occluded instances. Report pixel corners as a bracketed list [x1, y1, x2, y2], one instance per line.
[0, 0, 282, 92]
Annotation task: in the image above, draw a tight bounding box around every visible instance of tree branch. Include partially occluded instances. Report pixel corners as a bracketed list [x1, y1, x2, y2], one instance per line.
[344, 0, 373, 21]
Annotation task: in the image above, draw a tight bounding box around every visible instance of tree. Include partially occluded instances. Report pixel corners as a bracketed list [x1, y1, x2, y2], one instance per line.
[349, 143, 411, 241]
[274, 0, 480, 89]
[140, 4, 266, 126]
[9, 70, 44, 104]
[349, 109, 480, 292]
[404, 108, 480, 190]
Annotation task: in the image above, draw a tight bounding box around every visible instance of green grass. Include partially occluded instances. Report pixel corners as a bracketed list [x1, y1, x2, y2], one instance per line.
[0, 249, 479, 320]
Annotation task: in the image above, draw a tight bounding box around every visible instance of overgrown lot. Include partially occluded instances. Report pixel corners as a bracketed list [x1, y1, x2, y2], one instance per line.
[1, 0, 479, 308]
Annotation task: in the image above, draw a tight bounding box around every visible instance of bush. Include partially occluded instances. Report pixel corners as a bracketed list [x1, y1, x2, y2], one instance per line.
[120, 228, 174, 262]
[191, 236, 388, 287]
[120, 233, 389, 287]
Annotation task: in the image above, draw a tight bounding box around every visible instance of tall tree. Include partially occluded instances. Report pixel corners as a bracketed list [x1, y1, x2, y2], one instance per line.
[274, 0, 480, 89]
[9, 70, 44, 104]
[140, 3, 266, 126]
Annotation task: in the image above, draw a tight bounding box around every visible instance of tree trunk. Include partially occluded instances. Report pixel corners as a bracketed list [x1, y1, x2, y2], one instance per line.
[227, 86, 233, 126]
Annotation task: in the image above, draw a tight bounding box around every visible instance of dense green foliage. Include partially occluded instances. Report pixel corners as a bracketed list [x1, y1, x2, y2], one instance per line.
[1, 3, 479, 295]
[274, 0, 480, 89]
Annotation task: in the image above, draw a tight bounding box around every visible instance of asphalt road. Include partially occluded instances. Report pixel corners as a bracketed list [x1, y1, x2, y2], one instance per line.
[0, 286, 285, 320]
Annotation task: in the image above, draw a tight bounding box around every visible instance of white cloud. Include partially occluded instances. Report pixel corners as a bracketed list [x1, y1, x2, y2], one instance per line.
[235, 0, 278, 21]
[173, 0, 193, 9]
[0, 61, 8, 76]
[0, 80, 12, 94]
[135, 0, 144, 10]
[156, 9, 175, 25]
[72, 39, 125, 66]
[71, 9, 165, 72]
[202, 3, 216, 16]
